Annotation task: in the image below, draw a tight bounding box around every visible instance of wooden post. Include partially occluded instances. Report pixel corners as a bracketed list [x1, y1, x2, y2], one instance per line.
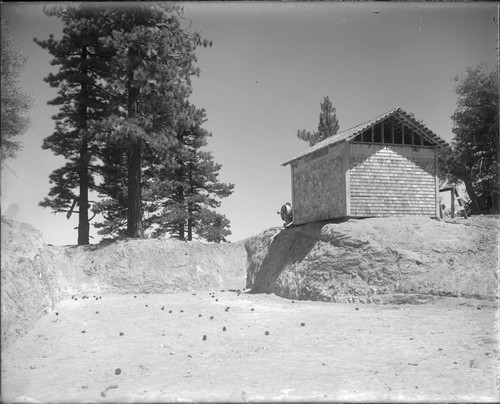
[401, 122, 405, 144]
[451, 186, 455, 219]
[381, 121, 385, 143]
[434, 147, 440, 218]
[344, 142, 351, 216]
[391, 118, 395, 144]
[420, 133, 424, 146]
[371, 126, 374, 143]
[411, 129, 414, 146]
[291, 164, 296, 223]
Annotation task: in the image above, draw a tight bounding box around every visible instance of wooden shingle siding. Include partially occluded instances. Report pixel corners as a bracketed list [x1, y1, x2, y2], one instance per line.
[349, 144, 436, 217]
[291, 142, 347, 225]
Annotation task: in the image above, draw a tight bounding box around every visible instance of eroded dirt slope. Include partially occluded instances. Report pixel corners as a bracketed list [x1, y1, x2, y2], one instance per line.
[1, 218, 246, 350]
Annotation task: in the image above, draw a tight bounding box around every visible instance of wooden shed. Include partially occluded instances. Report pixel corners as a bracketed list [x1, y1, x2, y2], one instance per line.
[282, 107, 448, 225]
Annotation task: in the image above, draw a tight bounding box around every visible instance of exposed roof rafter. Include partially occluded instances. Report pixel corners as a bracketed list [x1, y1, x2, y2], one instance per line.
[282, 107, 449, 166]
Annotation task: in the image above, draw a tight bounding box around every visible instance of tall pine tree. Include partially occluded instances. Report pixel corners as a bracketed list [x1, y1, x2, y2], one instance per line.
[35, 5, 115, 244]
[93, 4, 209, 238]
[297, 96, 340, 147]
[38, 4, 211, 242]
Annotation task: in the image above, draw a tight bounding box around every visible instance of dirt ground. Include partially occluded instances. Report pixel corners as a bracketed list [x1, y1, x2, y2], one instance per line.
[2, 291, 498, 403]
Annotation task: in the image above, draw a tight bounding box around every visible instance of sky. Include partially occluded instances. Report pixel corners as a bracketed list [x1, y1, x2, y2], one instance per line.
[1, 2, 498, 245]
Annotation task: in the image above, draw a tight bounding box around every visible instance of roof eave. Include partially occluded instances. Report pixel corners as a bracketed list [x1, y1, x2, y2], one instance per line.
[282, 139, 346, 166]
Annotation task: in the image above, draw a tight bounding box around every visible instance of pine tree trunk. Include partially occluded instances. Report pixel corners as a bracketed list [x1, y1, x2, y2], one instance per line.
[77, 45, 89, 245]
[78, 138, 90, 245]
[178, 222, 185, 241]
[187, 167, 194, 241]
[127, 138, 144, 238]
[177, 174, 185, 240]
[125, 46, 144, 238]
[187, 212, 193, 241]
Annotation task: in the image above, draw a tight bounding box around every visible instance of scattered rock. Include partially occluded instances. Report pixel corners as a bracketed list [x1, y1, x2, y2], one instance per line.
[251, 308, 255, 311]
[81, 330, 86, 333]
[55, 312, 59, 316]
[210, 316, 214, 320]
[119, 332, 124, 336]
[145, 304, 148, 307]
[202, 335, 207, 341]
[199, 314, 202, 317]
[115, 368, 121, 375]
[301, 323, 305, 327]
[223, 327, 226, 331]
[96, 311, 99, 314]
[265, 331, 269, 336]
[169, 310, 172, 313]
[161, 307, 164, 310]
[180, 310, 184, 313]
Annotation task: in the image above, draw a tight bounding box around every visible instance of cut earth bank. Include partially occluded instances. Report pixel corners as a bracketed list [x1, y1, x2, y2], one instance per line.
[2, 215, 498, 350]
[1, 216, 499, 402]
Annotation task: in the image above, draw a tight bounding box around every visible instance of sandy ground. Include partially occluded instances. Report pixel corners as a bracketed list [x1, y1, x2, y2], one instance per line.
[1, 291, 498, 403]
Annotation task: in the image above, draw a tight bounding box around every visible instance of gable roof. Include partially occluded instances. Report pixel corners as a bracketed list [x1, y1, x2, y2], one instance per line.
[282, 107, 449, 166]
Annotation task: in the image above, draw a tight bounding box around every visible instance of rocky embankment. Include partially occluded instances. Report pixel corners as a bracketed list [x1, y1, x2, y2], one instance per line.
[246, 216, 498, 305]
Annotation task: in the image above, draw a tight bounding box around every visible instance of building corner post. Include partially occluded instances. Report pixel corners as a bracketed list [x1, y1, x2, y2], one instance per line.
[434, 146, 440, 218]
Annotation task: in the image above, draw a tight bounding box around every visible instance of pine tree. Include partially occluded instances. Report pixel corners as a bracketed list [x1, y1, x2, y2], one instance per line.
[93, 4, 210, 238]
[297, 96, 340, 147]
[142, 104, 234, 242]
[184, 150, 233, 241]
[194, 208, 232, 242]
[35, 5, 114, 244]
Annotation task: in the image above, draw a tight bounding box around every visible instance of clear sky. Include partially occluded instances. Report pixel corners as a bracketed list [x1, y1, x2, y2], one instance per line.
[1, 2, 497, 245]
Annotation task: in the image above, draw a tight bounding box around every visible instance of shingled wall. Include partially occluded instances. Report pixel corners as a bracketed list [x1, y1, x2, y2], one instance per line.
[291, 142, 348, 225]
[349, 144, 437, 217]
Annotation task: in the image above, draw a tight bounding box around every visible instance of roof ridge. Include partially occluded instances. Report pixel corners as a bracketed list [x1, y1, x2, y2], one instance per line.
[336, 106, 401, 137]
